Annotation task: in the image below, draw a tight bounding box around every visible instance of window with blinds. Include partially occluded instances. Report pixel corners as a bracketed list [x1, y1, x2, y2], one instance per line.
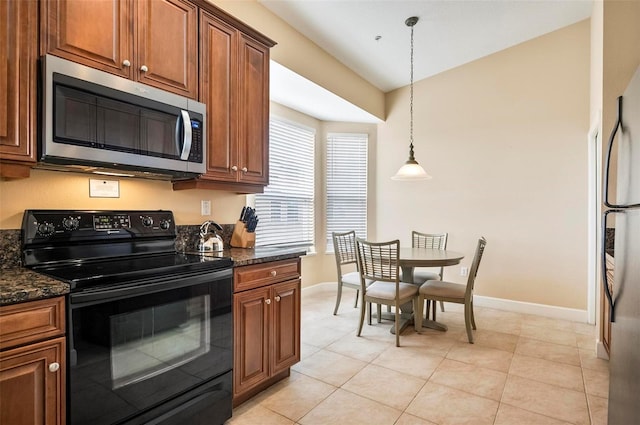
[326, 133, 368, 252]
[255, 118, 315, 248]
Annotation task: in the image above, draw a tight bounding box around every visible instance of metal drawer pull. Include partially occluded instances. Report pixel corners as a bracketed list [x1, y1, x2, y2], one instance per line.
[122, 59, 131, 67]
[275, 295, 281, 302]
[270, 270, 277, 277]
[140, 65, 148, 72]
[231, 165, 238, 171]
[49, 362, 60, 373]
[242, 167, 248, 173]
[265, 298, 271, 305]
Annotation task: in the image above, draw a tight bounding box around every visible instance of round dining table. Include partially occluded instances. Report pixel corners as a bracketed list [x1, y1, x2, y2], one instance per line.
[387, 248, 465, 334]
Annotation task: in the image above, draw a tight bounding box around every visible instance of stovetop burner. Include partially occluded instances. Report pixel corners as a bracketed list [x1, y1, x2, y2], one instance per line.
[22, 210, 233, 291]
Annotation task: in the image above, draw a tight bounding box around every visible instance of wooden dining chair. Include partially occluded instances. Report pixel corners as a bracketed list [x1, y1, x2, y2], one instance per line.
[411, 231, 448, 314]
[415, 237, 487, 343]
[356, 238, 419, 347]
[332, 231, 371, 315]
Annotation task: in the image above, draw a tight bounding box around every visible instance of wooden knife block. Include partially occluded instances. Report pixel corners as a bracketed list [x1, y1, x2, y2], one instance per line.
[231, 220, 256, 248]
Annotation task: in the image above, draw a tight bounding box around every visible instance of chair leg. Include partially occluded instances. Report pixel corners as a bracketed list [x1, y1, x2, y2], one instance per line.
[333, 283, 343, 315]
[354, 289, 359, 308]
[470, 300, 477, 330]
[464, 302, 474, 343]
[357, 296, 366, 337]
[432, 301, 437, 321]
[377, 304, 382, 323]
[394, 303, 400, 347]
[415, 295, 424, 332]
[368, 302, 372, 325]
[425, 299, 431, 321]
[440, 300, 445, 312]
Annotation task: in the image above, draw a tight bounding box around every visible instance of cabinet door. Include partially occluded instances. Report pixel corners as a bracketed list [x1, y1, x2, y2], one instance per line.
[0, 337, 65, 425]
[271, 279, 301, 374]
[233, 286, 270, 397]
[137, 0, 197, 98]
[0, 0, 37, 178]
[44, 0, 133, 78]
[199, 11, 238, 181]
[237, 34, 270, 185]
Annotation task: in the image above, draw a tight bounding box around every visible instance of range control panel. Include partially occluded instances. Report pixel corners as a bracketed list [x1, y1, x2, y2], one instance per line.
[22, 210, 176, 243]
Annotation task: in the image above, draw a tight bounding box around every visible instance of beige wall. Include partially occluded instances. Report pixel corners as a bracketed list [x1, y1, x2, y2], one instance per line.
[376, 20, 591, 310]
[208, 0, 385, 120]
[0, 170, 247, 229]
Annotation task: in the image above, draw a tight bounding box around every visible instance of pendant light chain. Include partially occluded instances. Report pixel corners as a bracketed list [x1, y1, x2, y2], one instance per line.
[409, 21, 415, 158]
[391, 16, 431, 180]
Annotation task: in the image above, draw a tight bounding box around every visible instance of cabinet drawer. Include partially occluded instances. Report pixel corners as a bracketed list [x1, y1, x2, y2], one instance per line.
[234, 259, 300, 292]
[0, 297, 65, 350]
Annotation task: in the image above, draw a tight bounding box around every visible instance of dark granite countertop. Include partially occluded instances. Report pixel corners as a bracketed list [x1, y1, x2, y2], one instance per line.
[0, 269, 70, 306]
[187, 247, 307, 266]
[0, 247, 305, 306]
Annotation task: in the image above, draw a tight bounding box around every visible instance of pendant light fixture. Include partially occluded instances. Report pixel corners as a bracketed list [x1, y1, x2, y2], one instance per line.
[392, 16, 432, 181]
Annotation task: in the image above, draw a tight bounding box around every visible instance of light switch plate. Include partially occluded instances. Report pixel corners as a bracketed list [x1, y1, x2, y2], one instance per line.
[89, 179, 120, 198]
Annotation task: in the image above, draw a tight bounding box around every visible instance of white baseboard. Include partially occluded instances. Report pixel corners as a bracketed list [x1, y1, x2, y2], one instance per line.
[304, 283, 590, 323]
[473, 295, 588, 323]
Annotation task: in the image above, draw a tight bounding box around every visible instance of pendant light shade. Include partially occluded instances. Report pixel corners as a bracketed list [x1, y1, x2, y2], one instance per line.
[392, 16, 432, 181]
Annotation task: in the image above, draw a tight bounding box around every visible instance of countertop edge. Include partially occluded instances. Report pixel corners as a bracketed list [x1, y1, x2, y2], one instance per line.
[1, 248, 306, 306]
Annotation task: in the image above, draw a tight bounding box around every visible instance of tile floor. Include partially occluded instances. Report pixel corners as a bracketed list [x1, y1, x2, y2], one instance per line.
[228, 283, 609, 425]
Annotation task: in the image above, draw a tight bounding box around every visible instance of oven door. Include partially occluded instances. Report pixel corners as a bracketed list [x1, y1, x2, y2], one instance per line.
[67, 269, 232, 425]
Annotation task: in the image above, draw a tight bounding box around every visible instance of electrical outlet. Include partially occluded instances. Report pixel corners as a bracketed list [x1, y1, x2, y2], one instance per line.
[201, 200, 211, 216]
[460, 266, 469, 277]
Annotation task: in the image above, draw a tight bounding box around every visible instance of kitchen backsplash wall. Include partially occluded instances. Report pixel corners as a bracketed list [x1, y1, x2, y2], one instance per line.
[0, 169, 247, 229]
[0, 230, 21, 269]
[175, 224, 235, 252]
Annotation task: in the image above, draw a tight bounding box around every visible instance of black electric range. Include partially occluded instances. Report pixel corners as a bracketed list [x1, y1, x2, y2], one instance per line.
[22, 210, 234, 425]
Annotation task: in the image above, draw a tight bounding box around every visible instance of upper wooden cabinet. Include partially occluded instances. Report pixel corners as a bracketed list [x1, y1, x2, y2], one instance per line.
[43, 0, 198, 99]
[0, 0, 38, 178]
[173, 9, 275, 194]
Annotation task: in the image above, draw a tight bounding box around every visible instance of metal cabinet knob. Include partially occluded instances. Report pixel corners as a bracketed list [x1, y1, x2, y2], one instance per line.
[265, 298, 271, 305]
[49, 362, 60, 373]
[140, 65, 148, 72]
[122, 59, 131, 67]
[275, 295, 281, 302]
[231, 165, 238, 171]
[270, 270, 277, 277]
[241, 167, 248, 173]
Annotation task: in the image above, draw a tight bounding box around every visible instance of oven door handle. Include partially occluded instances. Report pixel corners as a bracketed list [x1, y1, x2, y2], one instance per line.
[70, 268, 232, 305]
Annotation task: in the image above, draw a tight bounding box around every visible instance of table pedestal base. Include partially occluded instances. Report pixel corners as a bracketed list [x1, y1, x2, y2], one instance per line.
[416, 318, 448, 332]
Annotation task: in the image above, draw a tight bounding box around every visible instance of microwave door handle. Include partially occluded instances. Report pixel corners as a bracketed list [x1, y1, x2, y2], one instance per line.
[175, 110, 193, 160]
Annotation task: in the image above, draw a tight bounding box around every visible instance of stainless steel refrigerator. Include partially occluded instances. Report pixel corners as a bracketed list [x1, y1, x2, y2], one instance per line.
[602, 65, 640, 424]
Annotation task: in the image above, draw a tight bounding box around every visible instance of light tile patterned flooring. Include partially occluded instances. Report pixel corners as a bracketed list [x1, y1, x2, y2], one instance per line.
[228, 283, 609, 425]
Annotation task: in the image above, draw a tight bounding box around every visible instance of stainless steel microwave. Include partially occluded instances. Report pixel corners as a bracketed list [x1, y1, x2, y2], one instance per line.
[39, 54, 206, 180]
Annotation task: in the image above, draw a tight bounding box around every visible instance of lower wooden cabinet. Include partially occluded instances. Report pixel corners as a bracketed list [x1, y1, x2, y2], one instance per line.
[233, 258, 301, 406]
[0, 337, 65, 425]
[0, 296, 66, 425]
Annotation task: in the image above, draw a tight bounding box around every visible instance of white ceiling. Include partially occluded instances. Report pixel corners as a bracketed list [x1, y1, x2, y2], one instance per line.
[264, 0, 593, 123]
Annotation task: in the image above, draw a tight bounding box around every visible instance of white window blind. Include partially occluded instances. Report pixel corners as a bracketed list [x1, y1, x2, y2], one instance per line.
[255, 118, 315, 248]
[326, 133, 368, 251]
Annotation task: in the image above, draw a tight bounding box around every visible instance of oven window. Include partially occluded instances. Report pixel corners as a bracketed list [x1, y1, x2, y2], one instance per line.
[110, 296, 210, 389]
